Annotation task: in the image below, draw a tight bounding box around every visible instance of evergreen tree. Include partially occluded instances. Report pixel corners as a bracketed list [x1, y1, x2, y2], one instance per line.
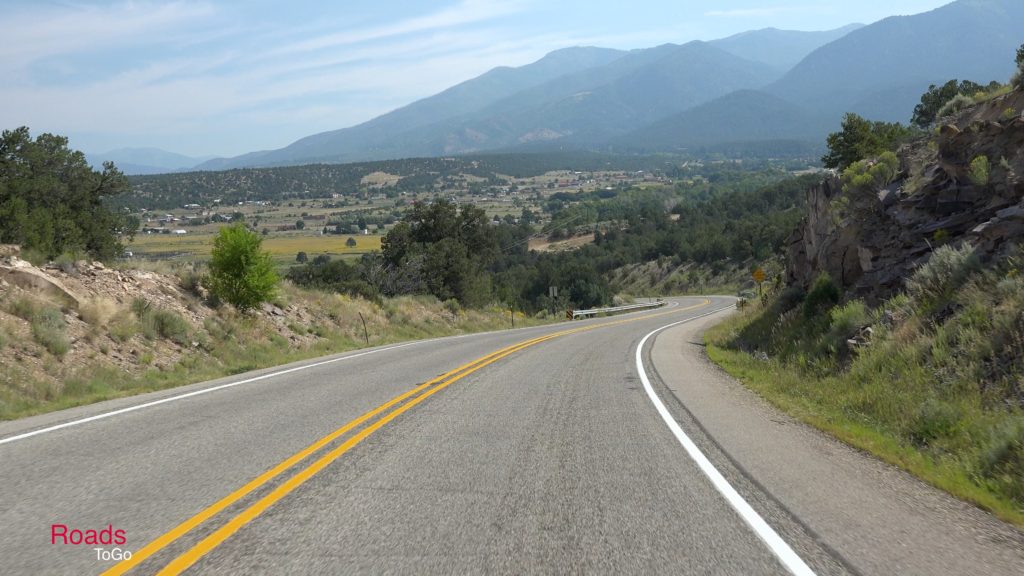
[0, 127, 137, 260]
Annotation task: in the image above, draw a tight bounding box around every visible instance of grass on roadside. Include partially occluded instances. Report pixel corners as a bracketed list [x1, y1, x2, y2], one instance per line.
[0, 286, 558, 421]
[705, 247, 1024, 527]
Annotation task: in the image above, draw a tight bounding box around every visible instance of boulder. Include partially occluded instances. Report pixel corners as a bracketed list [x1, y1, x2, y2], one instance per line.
[0, 260, 84, 308]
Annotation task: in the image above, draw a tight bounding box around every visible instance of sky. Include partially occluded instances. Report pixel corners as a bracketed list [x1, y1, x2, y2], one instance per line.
[0, 0, 953, 158]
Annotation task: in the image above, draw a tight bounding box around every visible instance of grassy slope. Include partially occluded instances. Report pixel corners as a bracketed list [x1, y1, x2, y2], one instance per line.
[705, 249, 1024, 526]
[0, 281, 556, 421]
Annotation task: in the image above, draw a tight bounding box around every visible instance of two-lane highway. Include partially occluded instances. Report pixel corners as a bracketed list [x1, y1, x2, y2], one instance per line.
[2, 296, 1022, 575]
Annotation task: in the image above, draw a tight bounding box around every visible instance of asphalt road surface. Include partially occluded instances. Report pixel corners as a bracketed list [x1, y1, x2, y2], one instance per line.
[1, 296, 1022, 575]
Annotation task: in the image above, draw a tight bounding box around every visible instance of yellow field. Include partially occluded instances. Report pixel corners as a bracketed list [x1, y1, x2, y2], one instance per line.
[129, 233, 382, 258]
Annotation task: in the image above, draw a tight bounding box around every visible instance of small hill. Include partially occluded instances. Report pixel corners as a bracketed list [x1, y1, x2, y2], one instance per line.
[87, 148, 214, 175]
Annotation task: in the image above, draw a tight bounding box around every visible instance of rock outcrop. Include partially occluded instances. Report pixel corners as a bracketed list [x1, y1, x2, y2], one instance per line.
[788, 89, 1024, 302]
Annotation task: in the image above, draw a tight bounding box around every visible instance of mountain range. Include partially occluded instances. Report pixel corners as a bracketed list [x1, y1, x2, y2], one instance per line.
[127, 0, 1023, 172]
[86, 148, 216, 175]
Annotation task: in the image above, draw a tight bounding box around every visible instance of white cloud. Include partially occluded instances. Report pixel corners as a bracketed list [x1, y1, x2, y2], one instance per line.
[268, 0, 526, 57]
[705, 6, 795, 18]
[0, 2, 216, 65]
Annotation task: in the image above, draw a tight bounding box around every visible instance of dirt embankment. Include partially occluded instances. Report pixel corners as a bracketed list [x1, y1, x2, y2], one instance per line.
[0, 249, 539, 420]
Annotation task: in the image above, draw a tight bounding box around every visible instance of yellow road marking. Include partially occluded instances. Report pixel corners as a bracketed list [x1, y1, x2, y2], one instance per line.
[108, 299, 710, 575]
[99, 334, 555, 576]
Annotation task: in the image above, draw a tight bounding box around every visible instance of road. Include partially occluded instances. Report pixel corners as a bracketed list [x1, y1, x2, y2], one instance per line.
[1, 296, 1022, 575]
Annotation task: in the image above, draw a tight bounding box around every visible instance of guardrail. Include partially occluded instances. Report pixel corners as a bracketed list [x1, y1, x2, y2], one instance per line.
[569, 300, 665, 319]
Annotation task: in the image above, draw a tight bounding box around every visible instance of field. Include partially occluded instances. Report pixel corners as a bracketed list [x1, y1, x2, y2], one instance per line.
[122, 165, 684, 272]
[129, 231, 383, 266]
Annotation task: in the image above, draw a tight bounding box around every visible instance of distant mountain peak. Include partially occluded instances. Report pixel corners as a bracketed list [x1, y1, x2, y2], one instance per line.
[192, 1, 1022, 170]
[709, 23, 864, 71]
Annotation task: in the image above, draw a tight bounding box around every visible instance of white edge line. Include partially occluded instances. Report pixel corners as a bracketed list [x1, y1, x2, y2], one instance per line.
[0, 296, 696, 447]
[0, 341, 420, 447]
[635, 305, 817, 576]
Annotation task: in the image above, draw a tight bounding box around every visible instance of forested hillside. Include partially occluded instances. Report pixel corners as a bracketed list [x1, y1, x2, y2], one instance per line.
[124, 152, 675, 210]
[284, 168, 813, 312]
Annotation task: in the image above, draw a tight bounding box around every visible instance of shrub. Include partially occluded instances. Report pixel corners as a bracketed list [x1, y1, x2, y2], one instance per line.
[936, 94, 973, 121]
[979, 418, 1024, 501]
[130, 297, 152, 318]
[178, 269, 205, 298]
[443, 298, 461, 316]
[906, 245, 980, 311]
[54, 253, 78, 275]
[144, 309, 190, 345]
[909, 399, 962, 446]
[79, 298, 117, 327]
[7, 296, 38, 321]
[206, 223, 278, 312]
[773, 286, 805, 315]
[842, 151, 899, 193]
[4, 297, 70, 357]
[30, 306, 70, 358]
[829, 299, 868, 334]
[968, 155, 991, 187]
[803, 273, 840, 319]
[130, 296, 190, 344]
[109, 311, 138, 342]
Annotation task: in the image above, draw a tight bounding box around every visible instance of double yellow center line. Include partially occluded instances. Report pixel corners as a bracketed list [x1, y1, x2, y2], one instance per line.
[105, 299, 710, 575]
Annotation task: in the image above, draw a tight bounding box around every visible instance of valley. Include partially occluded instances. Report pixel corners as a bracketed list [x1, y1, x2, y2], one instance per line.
[2, 1, 1024, 574]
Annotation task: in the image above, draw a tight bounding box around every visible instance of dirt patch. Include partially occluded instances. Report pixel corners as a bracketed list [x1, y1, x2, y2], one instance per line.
[528, 233, 596, 252]
[360, 171, 401, 187]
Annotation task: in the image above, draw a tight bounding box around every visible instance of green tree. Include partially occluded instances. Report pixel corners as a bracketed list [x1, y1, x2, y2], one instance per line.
[911, 80, 985, 128]
[345, 236, 357, 248]
[822, 113, 911, 170]
[0, 127, 137, 260]
[206, 223, 278, 312]
[295, 219, 305, 230]
[296, 251, 308, 263]
[380, 200, 499, 306]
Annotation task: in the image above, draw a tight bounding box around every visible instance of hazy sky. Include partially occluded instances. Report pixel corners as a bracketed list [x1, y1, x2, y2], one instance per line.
[0, 0, 952, 157]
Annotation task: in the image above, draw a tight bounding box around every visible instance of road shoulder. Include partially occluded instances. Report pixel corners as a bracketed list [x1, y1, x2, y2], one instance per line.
[649, 311, 1024, 576]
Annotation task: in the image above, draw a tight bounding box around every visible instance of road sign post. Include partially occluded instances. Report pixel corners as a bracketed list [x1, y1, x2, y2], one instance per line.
[752, 267, 766, 298]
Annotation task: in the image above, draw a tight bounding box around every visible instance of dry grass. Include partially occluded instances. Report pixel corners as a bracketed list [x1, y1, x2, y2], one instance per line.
[78, 297, 119, 327]
[128, 233, 382, 258]
[0, 278, 558, 421]
[528, 233, 596, 252]
[360, 171, 401, 187]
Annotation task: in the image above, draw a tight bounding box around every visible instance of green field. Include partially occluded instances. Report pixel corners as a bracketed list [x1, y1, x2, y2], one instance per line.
[129, 232, 382, 262]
